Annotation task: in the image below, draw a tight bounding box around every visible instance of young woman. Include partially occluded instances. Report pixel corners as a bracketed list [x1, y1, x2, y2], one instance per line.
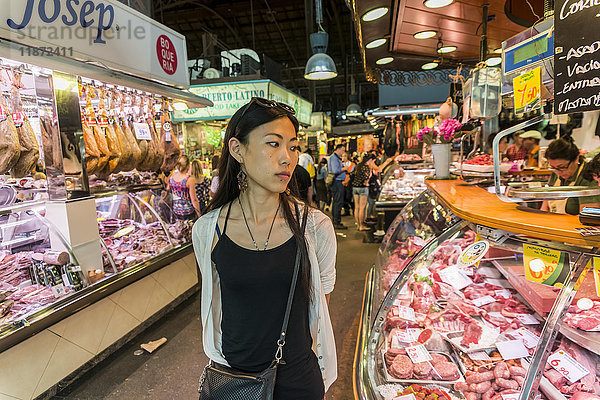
[352, 154, 375, 231]
[541, 137, 600, 215]
[192, 97, 337, 399]
[315, 158, 328, 211]
[190, 159, 211, 214]
[168, 155, 200, 220]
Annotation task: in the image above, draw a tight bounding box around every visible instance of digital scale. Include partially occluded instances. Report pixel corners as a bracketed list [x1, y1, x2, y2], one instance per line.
[501, 18, 554, 100]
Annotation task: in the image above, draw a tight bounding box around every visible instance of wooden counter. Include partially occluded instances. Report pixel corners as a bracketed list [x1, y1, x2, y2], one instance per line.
[425, 179, 600, 248]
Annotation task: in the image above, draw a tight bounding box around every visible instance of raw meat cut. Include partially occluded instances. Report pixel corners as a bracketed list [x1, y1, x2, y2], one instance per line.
[390, 354, 413, 379]
[461, 321, 483, 346]
[565, 300, 600, 331]
[159, 103, 180, 173]
[0, 76, 20, 174]
[9, 69, 39, 177]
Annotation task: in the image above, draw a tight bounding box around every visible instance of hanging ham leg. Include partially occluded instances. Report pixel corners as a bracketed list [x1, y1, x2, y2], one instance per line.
[0, 75, 20, 174]
[160, 103, 180, 173]
[9, 69, 39, 178]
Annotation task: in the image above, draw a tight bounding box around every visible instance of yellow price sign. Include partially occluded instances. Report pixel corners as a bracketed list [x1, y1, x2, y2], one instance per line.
[513, 66, 542, 115]
[593, 257, 600, 297]
[524, 244, 568, 287]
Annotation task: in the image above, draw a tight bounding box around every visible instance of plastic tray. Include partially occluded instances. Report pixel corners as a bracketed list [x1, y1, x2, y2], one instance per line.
[381, 349, 465, 385]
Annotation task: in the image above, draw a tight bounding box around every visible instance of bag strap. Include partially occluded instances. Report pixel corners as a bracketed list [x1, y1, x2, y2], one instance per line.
[274, 204, 309, 364]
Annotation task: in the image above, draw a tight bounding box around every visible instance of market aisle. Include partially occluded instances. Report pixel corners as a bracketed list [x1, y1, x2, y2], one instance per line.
[55, 215, 379, 400]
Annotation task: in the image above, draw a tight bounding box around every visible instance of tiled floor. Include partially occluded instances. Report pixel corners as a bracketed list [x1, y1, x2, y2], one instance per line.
[55, 215, 379, 399]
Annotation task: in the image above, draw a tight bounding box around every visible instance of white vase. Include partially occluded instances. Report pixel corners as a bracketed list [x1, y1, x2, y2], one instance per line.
[431, 143, 451, 178]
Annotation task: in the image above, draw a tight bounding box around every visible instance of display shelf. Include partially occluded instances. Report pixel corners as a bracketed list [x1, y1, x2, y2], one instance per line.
[90, 183, 163, 199]
[559, 324, 600, 356]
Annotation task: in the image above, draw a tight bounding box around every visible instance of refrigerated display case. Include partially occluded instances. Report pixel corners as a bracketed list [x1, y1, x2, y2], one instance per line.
[376, 163, 435, 231]
[355, 179, 600, 400]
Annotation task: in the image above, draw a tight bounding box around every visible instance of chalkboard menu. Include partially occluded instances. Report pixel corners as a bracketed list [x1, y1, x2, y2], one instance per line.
[554, 0, 600, 114]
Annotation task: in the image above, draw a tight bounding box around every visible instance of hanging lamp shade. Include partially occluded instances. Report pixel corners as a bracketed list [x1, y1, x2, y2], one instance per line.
[305, 32, 337, 80]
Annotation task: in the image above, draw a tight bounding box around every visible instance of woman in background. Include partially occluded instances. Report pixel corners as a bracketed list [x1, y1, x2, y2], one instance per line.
[191, 159, 211, 214]
[315, 158, 329, 211]
[168, 155, 200, 220]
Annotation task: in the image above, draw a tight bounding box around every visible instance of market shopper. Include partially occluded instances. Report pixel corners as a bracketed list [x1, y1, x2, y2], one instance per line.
[292, 163, 313, 204]
[505, 130, 527, 161]
[315, 158, 329, 210]
[520, 130, 542, 167]
[541, 137, 600, 214]
[328, 144, 348, 229]
[191, 159, 211, 214]
[193, 97, 337, 399]
[342, 152, 355, 216]
[353, 153, 375, 231]
[168, 155, 200, 220]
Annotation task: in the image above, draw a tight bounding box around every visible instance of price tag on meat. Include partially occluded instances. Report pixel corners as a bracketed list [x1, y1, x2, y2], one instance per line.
[458, 240, 489, 268]
[405, 344, 432, 363]
[395, 305, 416, 322]
[393, 394, 416, 400]
[548, 350, 590, 384]
[524, 244, 568, 287]
[515, 314, 538, 325]
[439, 266, 473, 291]
[510, 327, 540, 348]
[497, 339, 529, 360]
[133, 122, 153, 140]
[472, 295, 496, 307]
[394, 328, 421, 343]
[495, 289, 511, 298]
[500, 394, 520, 400]
[468, 351, 492, 361]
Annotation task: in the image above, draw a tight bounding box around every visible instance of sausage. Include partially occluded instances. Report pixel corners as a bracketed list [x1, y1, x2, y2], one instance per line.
[482, 388, 496, 400]
[509, 366, 527, 377]
[454, 382, 469, 391]
[464, 392, 479, 400]
[466, 371, 495, 384]
[469, 381, 492, 394]
[514, 375, 525, 386]
[494, 361, 510, 379]
[496, 378, 519, 390]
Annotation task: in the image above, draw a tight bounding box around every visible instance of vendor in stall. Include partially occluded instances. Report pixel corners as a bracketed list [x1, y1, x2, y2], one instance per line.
[520, 130, 542, 167]
[541, 137, 600, 215]
[505, 130, 527, 161]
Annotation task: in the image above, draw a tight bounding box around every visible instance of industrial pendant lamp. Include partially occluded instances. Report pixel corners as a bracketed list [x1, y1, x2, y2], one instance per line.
[305, 0, 337, 80]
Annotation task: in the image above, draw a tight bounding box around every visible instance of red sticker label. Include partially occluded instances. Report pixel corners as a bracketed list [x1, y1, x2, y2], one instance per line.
[0, 105, 7, 122]
[156, 35, 178, 75]
[11, 112, 25, 127]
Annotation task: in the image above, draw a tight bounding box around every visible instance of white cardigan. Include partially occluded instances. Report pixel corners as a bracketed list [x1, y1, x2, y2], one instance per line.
[191, 205, 338, 391]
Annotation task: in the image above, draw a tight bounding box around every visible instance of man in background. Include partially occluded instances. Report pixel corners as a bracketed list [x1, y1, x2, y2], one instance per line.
[328, 144, 348, 229]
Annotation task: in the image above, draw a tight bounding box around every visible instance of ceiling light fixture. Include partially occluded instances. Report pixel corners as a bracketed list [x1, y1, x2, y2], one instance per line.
[437, 45, 457, 53]
[486, 56, 502, 66]
[376, 57, 394, 65]
[413, 30, 437, 39]
[366, 38, 387, 49]
[421, 62, 439, 70]
[423, 0, 454, 8]
[362, 7, 389, 22]
[305, 0, 337, 80]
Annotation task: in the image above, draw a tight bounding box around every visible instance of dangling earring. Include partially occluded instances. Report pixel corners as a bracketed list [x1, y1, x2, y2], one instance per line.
[237, 169, 248, 192]
[284, 188, 291, 195]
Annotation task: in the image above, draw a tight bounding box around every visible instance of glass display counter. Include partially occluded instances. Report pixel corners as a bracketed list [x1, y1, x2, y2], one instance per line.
[355, 180, 600, 400]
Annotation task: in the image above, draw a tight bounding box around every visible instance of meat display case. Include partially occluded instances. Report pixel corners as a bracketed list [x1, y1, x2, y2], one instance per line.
[375, 163, 435, 231]
[355, 179, 600, 400]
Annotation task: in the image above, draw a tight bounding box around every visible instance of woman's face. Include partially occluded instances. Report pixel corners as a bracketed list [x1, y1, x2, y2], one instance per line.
[231, 117, 299, 194]
[499, 137, 508, 153]
[547, 157, 578, 180]
[514, 135, 523, 146]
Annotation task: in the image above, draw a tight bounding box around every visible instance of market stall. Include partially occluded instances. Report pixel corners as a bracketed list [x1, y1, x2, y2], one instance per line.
[0, 2, 213, 399]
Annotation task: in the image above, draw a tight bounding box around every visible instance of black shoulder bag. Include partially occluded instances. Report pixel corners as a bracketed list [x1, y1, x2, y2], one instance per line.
[198, 206, 309, 400]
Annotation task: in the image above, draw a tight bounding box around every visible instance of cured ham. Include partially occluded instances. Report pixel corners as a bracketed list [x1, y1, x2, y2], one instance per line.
[159, 100, 180, 173]
[0, 72, 20, 174]
[9, 68, 39, 177]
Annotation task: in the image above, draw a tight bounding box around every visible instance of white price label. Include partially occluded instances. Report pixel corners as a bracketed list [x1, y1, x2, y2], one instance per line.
[468, 351, 492, 361]
[548, 350, 590, 384]
[405, 344, 432, 363]
[164, 122, 172, 142]
[395, 328, 421, 343]
[495, 289, 512, 298]
[439, 266, 473, 291]
[133, 122, 152, 140]
[515, 314, 539, 325]
[497, 339, 529, 360]
[51, 284, 68, 298]
[510, 327, 540, 349]
[395, 305, 416, 322]
[394, 394, 417, 400]
[501, 394, 520, 400]
[472, 295, 496, 307]
[485, 278, 508, 288]
[463, 267, 474, 276]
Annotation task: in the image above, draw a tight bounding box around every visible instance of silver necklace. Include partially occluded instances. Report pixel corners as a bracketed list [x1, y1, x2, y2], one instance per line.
[238, 197, 281, 251]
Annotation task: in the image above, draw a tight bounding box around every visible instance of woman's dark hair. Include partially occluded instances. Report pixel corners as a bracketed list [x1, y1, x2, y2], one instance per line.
[176, 155, 190, 172]
[545, 136, 579, 162]
[211, 155, 220, 171]
[317, 157, 327, 173]
[206, 101, 313, 298]
[583, 153, 600, 181]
